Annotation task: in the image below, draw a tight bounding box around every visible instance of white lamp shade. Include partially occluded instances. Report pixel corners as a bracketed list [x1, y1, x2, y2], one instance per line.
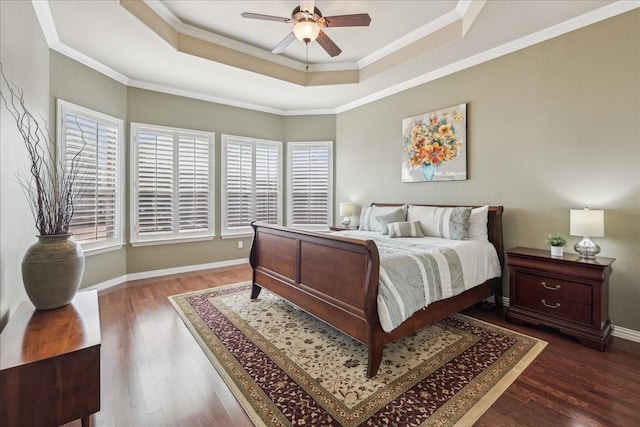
[570, 209, 604, 237]
[293, 20, 320, 42]
[339, 202, 354, 217]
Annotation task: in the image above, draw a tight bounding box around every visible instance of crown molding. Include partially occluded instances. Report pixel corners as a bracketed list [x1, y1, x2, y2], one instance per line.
[31, 0, 639, 116]
[335, 0, 640, 113]
[127, 79, 287, 115]
[32, 1, 131, 85]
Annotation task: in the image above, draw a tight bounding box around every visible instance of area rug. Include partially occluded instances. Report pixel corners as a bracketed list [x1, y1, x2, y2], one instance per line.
[169, 282, 546, 427]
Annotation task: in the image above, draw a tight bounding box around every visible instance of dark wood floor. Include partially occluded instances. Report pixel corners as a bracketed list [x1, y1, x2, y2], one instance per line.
[64, 264, 640, 426]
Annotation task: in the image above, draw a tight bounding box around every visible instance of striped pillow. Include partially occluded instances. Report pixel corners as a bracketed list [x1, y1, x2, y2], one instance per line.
[388, 221, 425, 238]
[407, 205, 472, 240]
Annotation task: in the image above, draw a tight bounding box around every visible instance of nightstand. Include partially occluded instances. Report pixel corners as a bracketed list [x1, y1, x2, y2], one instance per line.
[505, 247, 615, 350]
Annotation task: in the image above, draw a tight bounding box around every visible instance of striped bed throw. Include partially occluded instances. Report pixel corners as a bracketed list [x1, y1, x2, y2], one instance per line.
[372, 238, 466, 332]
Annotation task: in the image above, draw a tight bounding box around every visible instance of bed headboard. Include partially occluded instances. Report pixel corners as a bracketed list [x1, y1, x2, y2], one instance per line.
[371, 203, 505, 270]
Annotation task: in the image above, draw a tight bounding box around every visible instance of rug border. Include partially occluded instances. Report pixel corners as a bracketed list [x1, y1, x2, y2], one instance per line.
[168, 282, 268, 427]
[169, 282, 547, 427]
[450, 313, 547, 426]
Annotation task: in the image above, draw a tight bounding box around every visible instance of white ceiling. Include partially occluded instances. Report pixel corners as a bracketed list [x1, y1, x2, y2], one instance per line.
[34, 0, 636, 115]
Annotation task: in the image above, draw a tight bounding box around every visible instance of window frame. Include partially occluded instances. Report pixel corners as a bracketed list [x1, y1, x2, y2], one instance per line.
[56, 99, 125, 255]
[286, 140, 334, 231]
[130, 122, 215, 246]
[220, 134, 283, 238]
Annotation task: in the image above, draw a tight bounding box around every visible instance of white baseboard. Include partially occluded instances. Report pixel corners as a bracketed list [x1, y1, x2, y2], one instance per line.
[84, 267, 640, 345]
[485, 296, 640, 345]
[612, 325, 640, 343]
[81, 258, 249, 293]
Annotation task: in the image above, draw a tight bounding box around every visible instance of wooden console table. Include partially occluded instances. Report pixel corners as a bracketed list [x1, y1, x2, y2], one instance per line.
[0, 290, 101, 427]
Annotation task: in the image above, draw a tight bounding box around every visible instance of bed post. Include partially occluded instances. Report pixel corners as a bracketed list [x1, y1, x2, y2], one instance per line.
[249, 222, 262, 299]
[367, 328, 384, 378]
[488, 206, 505, 311]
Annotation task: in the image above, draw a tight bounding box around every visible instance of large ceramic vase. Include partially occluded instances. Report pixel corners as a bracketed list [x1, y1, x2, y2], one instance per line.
[21, 234, 85, 310]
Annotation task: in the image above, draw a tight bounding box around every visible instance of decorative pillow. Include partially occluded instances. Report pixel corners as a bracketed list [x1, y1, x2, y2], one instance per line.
[359, 205, 407, 232]
[388, 221, 425, 238]
[376, 209, 407, 235]
[468, 205, 489, 241]
[407, 205, 472, 240]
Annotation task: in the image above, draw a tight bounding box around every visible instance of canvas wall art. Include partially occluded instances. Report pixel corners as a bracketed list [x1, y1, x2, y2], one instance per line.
[402, 103, 467, 182]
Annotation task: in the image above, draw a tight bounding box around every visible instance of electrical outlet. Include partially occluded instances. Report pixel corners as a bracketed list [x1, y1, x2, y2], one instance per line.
[237, 240, 244, 249]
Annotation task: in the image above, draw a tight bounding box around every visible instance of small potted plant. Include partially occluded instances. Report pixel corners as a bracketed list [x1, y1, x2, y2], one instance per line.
[545, 233, 567, 257]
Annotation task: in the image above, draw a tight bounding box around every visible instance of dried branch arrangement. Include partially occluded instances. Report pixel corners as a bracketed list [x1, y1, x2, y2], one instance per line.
[0, 63, 84, 235]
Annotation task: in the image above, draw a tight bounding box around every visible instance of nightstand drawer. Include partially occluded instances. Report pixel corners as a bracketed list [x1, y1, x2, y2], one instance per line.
[516, 272, 591, 304]
[516, 289, 591, 324]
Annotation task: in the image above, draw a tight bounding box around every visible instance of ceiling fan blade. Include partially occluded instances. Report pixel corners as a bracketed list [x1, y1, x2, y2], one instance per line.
[316, 30, 342, 57]
[272, 32, 296, 54]
[240, 12, 289, 23]
[324, 13, 371, 27]
[299, 0, 315, 14]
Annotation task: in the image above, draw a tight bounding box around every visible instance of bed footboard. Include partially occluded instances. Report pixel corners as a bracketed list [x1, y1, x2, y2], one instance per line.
[249, 222, 383, 376]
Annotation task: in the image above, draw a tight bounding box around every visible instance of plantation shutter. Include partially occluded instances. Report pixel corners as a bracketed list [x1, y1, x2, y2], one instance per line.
[63, 110, 120, 247]
[225, 141, 253, 229]
[221, 135, 282, 236]
[288, 142, 332, 227]
[254, 144, 279, 223]
[131, 123, 213, 244]
[137, 131, 174, 234]
[178, 135, 210, 231]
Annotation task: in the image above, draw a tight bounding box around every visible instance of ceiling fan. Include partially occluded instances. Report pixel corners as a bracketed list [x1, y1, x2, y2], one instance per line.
[241, 0, 371, 57]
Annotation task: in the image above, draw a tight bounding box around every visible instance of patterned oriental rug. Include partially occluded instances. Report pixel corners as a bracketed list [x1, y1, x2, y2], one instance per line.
[169, 283, 546, 427]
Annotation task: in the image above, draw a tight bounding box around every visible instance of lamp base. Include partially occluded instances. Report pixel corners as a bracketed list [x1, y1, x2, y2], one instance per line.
[574, 237, 600, 259]
[341, 216, 351, 228]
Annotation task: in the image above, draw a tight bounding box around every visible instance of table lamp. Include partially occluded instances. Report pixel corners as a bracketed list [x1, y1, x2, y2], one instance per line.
[339, 202, 354, 228]
[570, 208, 604, 259]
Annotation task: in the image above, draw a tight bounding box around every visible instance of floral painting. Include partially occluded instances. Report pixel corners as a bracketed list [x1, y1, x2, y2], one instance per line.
[402, 103, 467, 182]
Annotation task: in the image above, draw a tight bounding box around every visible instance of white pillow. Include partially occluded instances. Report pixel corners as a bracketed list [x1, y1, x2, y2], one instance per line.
[359, 205, 407, 232]
[468, 205, 489, 241]
[376, 209, 407, 235]
[407, 205, 472, 240]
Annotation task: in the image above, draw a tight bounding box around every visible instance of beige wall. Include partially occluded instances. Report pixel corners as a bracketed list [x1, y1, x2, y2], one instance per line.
[125, 88, 285, 273]
[49, 52, 128, 286]
[0, 0, 51, 328]
[335, 10, 640, 331]
[124, 92, 337, 274]
[45, 58, 338, 279]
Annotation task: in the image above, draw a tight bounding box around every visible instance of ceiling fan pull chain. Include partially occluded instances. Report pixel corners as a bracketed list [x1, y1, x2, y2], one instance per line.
[305, 42, 309, 71]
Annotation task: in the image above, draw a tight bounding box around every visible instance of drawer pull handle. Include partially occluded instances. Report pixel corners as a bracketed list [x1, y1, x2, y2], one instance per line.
[541, 281, 561, 291]
[541, 299, 561, 309]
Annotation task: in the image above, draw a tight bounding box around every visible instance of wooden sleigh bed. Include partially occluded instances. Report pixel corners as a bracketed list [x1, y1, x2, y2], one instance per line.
[249, 204, 504, 378]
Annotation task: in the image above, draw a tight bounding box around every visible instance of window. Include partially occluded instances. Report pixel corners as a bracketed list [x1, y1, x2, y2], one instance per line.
[221, 135, 282, 237]
[287, 141, 333, 230]
[130, 123, 214, 245]
[57, 100, 125, 254]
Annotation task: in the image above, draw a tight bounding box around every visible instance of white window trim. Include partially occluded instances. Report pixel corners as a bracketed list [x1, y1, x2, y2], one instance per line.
[57, 99, 126, 254]
[130, 122, 215, 246]
[286, 141, 334, 230]
[221, 134, 283, 238]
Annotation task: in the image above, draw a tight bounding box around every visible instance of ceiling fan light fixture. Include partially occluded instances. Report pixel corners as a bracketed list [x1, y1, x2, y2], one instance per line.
[293, 20, 320, 43]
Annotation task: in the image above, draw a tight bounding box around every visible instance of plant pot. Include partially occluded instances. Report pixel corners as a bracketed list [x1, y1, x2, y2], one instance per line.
[21, 234, 85, 310]
[550, 246, 564, 257]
